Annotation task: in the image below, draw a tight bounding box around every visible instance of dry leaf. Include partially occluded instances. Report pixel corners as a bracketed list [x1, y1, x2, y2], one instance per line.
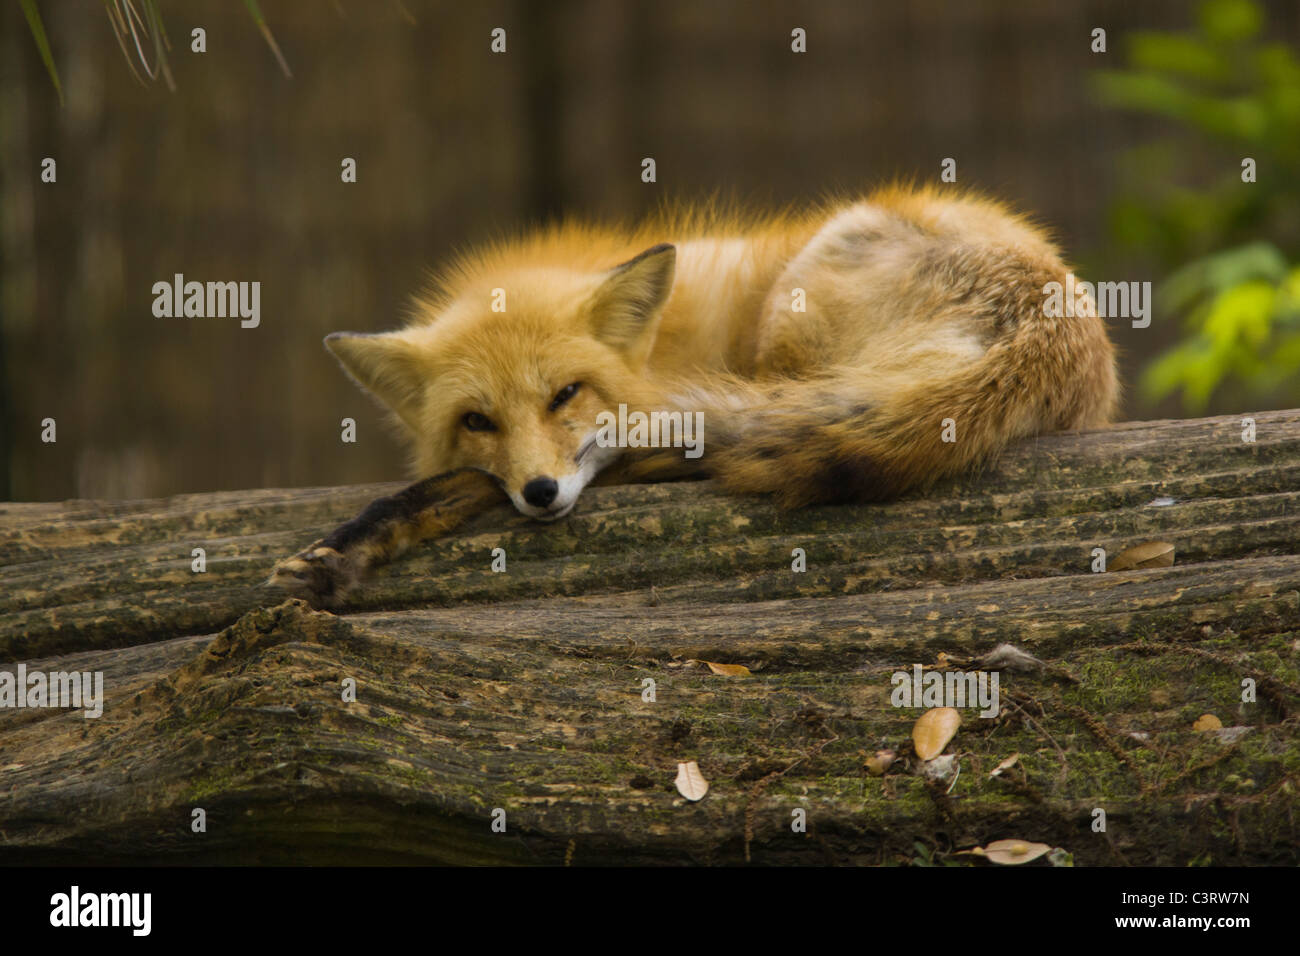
[990, 753, 1020, 778]
[1192, 713, 1223, 732]
[703, 661, 752, 678]
[684, 659, 753, 677]
[1108, 541, 1175, 572]
[982, 839, 1052, 865]
[674, 761, 709, 801]
[864, 749, 897, 777]
[912, 706, 960, 761]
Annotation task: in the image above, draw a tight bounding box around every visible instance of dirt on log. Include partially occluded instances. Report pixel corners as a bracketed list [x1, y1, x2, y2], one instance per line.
[1, 409, 1298, 865]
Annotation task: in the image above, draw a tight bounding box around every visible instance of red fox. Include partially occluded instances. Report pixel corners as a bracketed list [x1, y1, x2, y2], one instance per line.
[270, 185, 1118, 605]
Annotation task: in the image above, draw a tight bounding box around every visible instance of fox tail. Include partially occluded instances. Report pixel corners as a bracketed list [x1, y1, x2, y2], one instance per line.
[672, 311, 1118, 508]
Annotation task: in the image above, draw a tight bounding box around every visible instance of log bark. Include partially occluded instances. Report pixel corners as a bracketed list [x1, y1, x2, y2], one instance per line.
[1, 410, 1298, 865]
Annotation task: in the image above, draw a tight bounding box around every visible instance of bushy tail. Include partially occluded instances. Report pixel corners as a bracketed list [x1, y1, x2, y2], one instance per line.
[677, 313, 1118, 508]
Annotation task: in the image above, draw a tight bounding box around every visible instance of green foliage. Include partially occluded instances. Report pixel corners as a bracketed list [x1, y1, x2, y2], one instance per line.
[1144, 244, 1300, 411]
[19, 0, 62, 106]
[240, 0, 293, 78]
[22, 1, 292, 97]
[1094, 0, 1300, 412]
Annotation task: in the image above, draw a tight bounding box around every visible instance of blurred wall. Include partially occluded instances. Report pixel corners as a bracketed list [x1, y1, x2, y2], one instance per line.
[3, 0, 1297, 501]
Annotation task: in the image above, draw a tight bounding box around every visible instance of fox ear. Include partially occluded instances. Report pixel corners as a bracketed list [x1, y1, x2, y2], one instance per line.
[589, 243, 676, 356]
[325, 331, 428, 429]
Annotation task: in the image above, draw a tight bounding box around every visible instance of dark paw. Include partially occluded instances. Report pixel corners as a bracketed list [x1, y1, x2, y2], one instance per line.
[264, 545, 359, 609]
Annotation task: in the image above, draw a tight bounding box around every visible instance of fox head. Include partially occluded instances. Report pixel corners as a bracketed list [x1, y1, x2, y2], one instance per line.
[325, 243, 676, 520]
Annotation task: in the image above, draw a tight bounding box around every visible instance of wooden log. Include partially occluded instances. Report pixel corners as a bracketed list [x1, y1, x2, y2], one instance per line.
[1, 410, 1298, 865]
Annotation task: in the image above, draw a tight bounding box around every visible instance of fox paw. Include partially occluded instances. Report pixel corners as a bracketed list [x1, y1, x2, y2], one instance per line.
[265, 545, 359, 609]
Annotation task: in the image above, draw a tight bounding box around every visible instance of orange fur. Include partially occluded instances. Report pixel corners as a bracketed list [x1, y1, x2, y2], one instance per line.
[326, 185, 1117, 512]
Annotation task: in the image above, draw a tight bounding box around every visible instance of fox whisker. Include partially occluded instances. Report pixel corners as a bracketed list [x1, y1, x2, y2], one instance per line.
[574, 433, 599, 465]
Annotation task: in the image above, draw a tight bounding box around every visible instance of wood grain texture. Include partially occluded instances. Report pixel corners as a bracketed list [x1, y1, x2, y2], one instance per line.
[1, 410, 1298, 865]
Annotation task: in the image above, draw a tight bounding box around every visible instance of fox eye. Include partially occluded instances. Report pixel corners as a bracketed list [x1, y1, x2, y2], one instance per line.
[549, 382, 581, 411]
[462, 412, 496, 432]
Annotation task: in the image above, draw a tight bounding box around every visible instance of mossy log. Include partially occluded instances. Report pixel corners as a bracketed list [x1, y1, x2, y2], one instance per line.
[1, 410, 1298, 865]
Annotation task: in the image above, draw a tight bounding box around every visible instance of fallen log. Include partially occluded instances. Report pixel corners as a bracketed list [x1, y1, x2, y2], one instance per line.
[1, 410, 1298, 865]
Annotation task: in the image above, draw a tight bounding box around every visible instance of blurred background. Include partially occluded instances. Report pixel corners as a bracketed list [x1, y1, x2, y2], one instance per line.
[4, 0, 1300, 501]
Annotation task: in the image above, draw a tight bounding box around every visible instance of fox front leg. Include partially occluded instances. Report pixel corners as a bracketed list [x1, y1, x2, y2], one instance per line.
[266, 468, 507, 608]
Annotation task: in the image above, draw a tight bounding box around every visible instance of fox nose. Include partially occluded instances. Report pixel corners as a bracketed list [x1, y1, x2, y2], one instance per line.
[522, 476, 559, 509]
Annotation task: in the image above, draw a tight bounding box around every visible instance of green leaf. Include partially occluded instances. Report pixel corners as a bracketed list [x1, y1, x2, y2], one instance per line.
[1276, 268, 1300, 317]
[1160, 242, 1288, 314]
[1142, 330, 1216, 407]
[1128, 32, 1228, 82]
[242, 0, 293, 77]
[19, 0, 63, 106]
[1265, 335, 1300, 380]
[1197, 0, 1262, 45]
[1202, 280, 1275, 349]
